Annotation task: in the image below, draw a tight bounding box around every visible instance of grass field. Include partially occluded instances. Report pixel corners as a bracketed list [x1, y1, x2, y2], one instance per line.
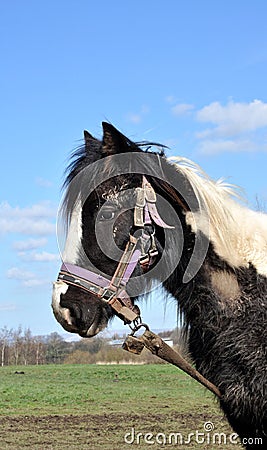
[0, 364, 239, 449]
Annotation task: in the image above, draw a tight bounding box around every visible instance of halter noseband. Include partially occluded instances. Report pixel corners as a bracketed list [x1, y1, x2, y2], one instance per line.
[57, 176, 174, 324]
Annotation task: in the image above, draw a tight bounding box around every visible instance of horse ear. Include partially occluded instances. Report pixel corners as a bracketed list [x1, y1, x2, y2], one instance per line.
[102, 122, 129, 155]
[84, 130, 97, 143]
[83, 130, 99, 154]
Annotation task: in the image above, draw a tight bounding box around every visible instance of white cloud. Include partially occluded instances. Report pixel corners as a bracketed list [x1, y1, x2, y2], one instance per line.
[171, 103, 195, 116]
[18, 251, 60, 262]
[6, 267, 49, 288]
[31, 251, 59, 262]
[0, 200, 56, 218]
[0, 303, 17, 312]
[13, 238, 47, 251]
[7, 267, 35, 281]
[22, 278, 49, 287]
[198, 138, 258, 155]
[194, 99, 267, 154]
[196, 99, 267, 137]
[0, 201, 56, 235]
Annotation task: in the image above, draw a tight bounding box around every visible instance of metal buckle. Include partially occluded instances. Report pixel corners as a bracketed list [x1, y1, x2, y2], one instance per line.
[144, 184, 156, 203]
[101, 288, 116, 301]
[134, 206, 144, 227]
[139, 254, 150, 265]
[134, 188, 145, 227]
[149, 248, 158, 258]
[135, 187, 145, 207]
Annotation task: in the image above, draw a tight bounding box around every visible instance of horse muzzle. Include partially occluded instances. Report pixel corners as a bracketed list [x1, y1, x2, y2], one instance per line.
[51, 280, 110, 337]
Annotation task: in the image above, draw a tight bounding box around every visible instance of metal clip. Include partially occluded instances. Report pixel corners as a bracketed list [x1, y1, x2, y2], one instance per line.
[122, 322, 150, 355]
[122, 335, 145, 355]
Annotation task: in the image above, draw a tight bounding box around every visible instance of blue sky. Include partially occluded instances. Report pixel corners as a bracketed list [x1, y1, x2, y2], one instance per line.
[1, 0, 267, 336]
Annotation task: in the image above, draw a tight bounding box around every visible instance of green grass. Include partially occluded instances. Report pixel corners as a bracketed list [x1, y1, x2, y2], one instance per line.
[0, 364, 237, 449]
[0, 364, 216, 416]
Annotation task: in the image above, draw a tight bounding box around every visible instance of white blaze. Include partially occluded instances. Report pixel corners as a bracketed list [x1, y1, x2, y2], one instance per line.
[62, 198, 83, 264]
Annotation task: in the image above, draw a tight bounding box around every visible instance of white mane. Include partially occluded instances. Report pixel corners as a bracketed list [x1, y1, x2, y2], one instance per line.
[169, 157, 267, 276]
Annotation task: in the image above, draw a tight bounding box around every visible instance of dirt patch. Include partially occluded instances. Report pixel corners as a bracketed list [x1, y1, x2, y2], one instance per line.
[0, 412, 236, 449]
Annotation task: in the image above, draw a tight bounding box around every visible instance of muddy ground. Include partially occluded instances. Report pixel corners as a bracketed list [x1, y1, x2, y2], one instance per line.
[0, 411, 239, 449]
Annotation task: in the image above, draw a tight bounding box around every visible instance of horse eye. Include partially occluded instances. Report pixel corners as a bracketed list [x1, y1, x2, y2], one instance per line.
[99, 210, 115, 221]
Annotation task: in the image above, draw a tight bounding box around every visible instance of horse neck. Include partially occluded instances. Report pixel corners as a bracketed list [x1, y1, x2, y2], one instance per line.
[163, 192, 267, 317]
[163, 237, 222, 320]
[164, 226, 265, 370]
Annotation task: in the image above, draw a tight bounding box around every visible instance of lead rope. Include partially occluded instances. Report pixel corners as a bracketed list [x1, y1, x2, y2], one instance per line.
[126, 178, 221, 398]
[122, 324, 222, 399]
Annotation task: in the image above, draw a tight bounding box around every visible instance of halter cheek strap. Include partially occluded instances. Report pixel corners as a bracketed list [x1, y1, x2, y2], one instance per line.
[58, 236, 142, 324]
[57, 176, 174, 324]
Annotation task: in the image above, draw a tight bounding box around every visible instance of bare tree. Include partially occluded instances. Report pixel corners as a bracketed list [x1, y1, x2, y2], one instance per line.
[21, 327, 33, 365]
[0, 326, 12, 366]
[11, 325, 23, 365]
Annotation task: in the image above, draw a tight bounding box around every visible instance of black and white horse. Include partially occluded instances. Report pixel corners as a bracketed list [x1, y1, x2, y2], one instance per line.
[52, 123, 267, 448]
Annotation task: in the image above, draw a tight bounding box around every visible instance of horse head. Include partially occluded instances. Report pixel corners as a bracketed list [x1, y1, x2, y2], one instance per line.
[52, 123, 201, 337]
